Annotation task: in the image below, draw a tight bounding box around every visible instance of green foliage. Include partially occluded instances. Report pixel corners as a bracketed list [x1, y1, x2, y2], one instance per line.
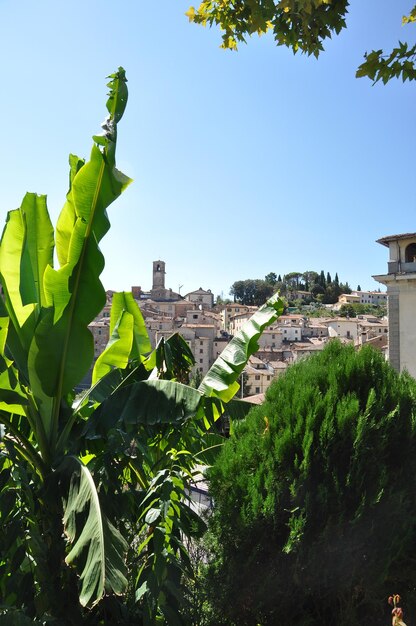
[339, 302, 387, 318]
[232, 268, 354, 306]
[0, 73, 285, 623]
[264, 272, 277, 286]
[205, 342, 416, 625]
[230, 278, 274, 306]
[188, 1, 416, 85]
[357, 39, 416, 84]
[0, 68, 132, 623]
[187, 0, 348, 55]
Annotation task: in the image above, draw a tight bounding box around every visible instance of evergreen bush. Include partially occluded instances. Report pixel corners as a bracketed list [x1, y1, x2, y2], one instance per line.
[205, 342, 416, 625]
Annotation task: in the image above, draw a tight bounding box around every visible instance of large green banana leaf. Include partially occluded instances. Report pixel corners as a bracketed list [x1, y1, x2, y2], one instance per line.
[199, 293, 284, 402]
[152, 333, 195, 380]
[58, 455, 128, 607]
[87, 295, 284, 438]
[85, 379, 204, 438]
[77, 294, 284, 623]
[92, 292, 151, 384]
[0, 317, 27, 414]
[25, 69, 132, 449]
[0, 194, 54, 356]
[0, 70, 133, 615]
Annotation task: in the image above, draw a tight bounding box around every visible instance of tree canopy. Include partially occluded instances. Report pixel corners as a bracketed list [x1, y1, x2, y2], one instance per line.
[230, 269, 352, 305]
[187, 1, 416, 83]
[205, 342, 416, 625]
[230, 278, 275, 306]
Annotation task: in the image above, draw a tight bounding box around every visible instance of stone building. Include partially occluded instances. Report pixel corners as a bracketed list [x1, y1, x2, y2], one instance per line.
[184, 288, 214, 309]
[374, 232, 416, 377]
[150, 260, 182, 301]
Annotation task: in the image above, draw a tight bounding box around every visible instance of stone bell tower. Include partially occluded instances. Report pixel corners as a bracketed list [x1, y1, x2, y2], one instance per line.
[152, 260, 166, 291]
[373, 232, 416, 378]
[150, 260, 169, 300]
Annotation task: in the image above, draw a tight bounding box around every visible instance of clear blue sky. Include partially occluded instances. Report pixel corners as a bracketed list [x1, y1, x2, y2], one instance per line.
[0, 1, 414, 299]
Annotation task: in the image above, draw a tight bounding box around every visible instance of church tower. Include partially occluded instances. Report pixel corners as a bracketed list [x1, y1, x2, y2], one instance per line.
[374, 232, 416, 378]
[152, 260, 166, 291]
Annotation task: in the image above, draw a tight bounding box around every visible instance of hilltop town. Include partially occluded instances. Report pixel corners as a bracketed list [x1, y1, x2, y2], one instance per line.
[89, 259, 389, 400]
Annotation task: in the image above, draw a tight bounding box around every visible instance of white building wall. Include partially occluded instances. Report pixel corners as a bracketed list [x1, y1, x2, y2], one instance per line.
[257, 328, 283, 349]
[399, 283, 416, 377]
[280, 326, 302, 342]
[325, 319, 358, 341]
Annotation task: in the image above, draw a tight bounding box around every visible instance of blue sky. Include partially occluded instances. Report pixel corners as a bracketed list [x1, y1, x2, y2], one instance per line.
[0, 0, 414, 299]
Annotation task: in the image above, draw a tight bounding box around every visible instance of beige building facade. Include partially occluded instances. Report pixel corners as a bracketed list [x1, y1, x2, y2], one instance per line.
[184, 288, 214, 309]
[374, 232, 416, 377]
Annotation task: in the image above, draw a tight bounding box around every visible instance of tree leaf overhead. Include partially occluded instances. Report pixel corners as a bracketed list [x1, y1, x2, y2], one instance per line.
[188, 1, 416, 84]
[187, 0, 349, 54]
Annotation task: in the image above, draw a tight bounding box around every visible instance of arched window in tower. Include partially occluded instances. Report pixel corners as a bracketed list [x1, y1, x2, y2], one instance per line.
[156, 264, 160, 272]
[405, 243, 416, 263]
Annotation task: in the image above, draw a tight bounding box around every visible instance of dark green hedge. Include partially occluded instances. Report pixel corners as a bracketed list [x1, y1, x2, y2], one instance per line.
[205, 342, 416, 626]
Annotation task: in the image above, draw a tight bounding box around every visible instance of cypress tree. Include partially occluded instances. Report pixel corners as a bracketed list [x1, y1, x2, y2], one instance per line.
[205, 343, 416, 626]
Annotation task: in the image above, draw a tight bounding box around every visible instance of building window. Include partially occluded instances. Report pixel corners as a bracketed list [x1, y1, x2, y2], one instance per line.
[200, 359, 203, 363]
[405, 242, 416, 262]
[199, 367, 203, 372]
[255, 387, 260, 394]
[267, 375, 271, 381]
[200, 341, 203, 345]
[199, 349, 203, 353]
[255, 375, 260, 380]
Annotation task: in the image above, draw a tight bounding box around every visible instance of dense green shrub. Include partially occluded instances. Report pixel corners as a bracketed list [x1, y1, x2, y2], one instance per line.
[205, 342, 416, 626]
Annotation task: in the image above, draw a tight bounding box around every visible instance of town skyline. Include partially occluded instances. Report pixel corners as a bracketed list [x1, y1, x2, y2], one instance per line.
[105, 258, 386, 301]
[0, 1, 413, 303]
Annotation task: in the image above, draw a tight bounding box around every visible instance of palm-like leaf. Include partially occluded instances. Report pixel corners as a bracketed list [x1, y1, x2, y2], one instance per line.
[86, 379, 203, 438]
[0, 69, 133, 620]
[58, 456, 128, 607]
[0, 194, 54, 359]
[199, 293, 284, 401]
[26, 68, 132, 450]
[92, 292, 151, 384]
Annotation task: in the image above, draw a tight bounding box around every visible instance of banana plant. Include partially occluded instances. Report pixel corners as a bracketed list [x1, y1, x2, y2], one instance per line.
[0, 68, 132, 623]
[75, 291, 284, 625]
[0, 67, 285, 625]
